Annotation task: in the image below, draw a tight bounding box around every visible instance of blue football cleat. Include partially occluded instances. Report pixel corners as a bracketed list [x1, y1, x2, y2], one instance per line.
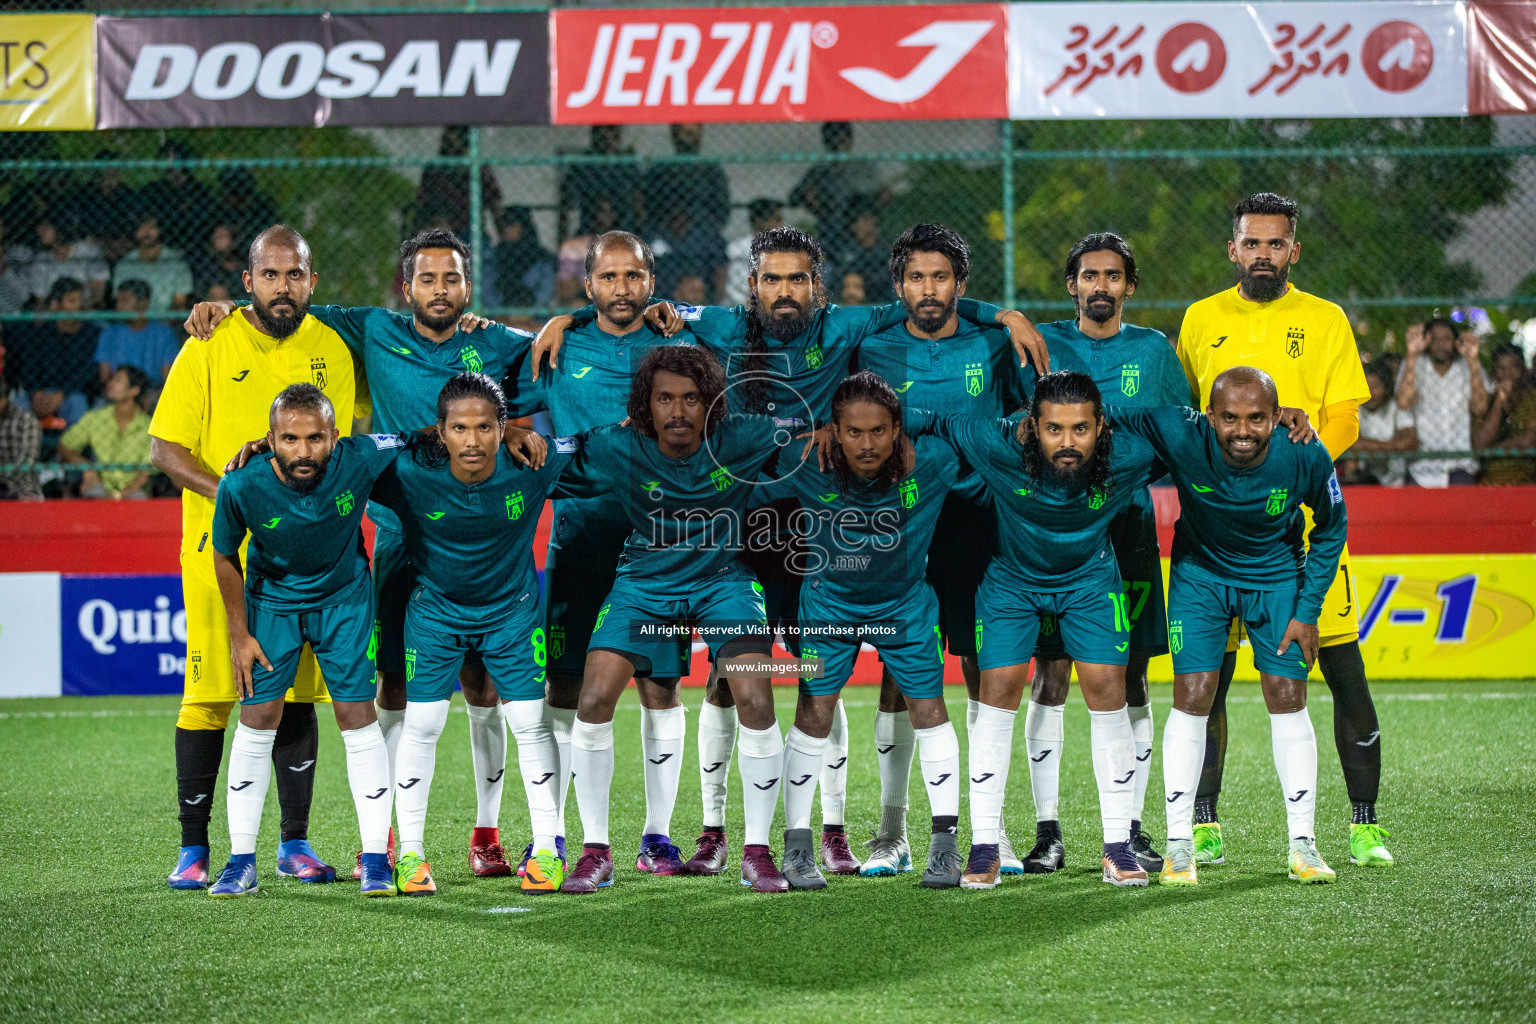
[168, 845, 211, 889]
[359, 852, 396, 897]
[209, 854, 259, 898]
[276, 839, 337, 882]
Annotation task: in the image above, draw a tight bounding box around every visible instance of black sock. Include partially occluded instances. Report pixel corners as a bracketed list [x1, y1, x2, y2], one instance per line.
[931, 815, 959, 835]
[1352, 801, 1377, 825]
[585, 842, 611, 851]
[1319, 641, 1381, 806]
[175, 727, 225, 848]
[1036, 818, 1061, 839]
[1194, 797, 1218, 825]
[1130, 818, 1142, 837]
[1196, 650, 1236, 817]
[821, 824, 845, 834]
[702, 827, 724, 837]
[272, 702, 318, 844]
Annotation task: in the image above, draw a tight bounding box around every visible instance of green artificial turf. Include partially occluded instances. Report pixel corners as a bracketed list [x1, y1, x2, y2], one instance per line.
[3, 682, 1533, 1023]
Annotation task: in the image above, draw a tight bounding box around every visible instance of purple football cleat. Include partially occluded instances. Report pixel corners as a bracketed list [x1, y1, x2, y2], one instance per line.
[635, 834, 686, 875]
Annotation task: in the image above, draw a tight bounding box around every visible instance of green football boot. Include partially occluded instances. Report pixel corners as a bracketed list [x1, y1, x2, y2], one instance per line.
[1348, 823, 1394, 867]
[1192, 822, 1224, 865]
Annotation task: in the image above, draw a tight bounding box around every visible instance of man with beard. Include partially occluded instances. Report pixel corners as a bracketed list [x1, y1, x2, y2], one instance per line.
[849, 224, 1028, 876]
[152, 225, 356, 890]
[1108, 368, 1347, 886]
[185, 228, 533, 880]
[1024, 234, 1192, 877]
[1177, 194, 1391, 871]
[206, 386, 403, 898]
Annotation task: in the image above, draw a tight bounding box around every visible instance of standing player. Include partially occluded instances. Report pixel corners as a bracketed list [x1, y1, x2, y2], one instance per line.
[207, 386, 400, 897]
[188, 228, 532, 878]
[1109, 369, 1345, 885]
[152, 226, 354, 889]
[907, 372, 1163, 889]
[1177, 194, 1392, 868]
[1025, 233, 1192, 875]
[850, 224, 1027, 875]
[781, 371, 966, 890]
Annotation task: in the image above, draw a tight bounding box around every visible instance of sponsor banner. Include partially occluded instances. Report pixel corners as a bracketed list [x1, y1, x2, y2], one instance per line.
[0, 574, 63, 698]
[551, 4, 1007, 124]
[0, 14, 94, 131]
[61, 574, 187, 696]
[96, 13, 548, 128]
[1468, 0, 1536, 114]
[1008, 1, 1467, 119]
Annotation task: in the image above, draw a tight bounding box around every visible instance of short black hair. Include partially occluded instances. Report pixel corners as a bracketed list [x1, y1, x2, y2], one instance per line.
[47, 276, 85, 304]
[628, 345, 728, 439]
[1491, 342, 1528, 368]
[116, 279, 152, 304]
[585, 230, 655, 278]
[249, 224, 313, 273]
[821, 122, 853, 150]
[117, 364, 153, 396]
[399, 228, 471, 284]
[269, 382, 334, 430]
[1064, 232, 1139, 288]
[1232, 192, 1299, 234]
[747, 198, 783, 223]
[1423, 316, 1459, 340]
[888, 223, 970, 287]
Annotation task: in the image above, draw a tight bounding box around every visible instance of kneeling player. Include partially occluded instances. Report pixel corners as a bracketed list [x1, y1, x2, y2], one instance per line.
[783, 372, 965, 889]
[1111, 369, 1344, 885]
[208, 386, 401, 897]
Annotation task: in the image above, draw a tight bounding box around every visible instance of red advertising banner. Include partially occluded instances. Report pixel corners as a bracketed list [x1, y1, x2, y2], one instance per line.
[1468, 0, 1536, 114]
[550, 4, 1008, 125]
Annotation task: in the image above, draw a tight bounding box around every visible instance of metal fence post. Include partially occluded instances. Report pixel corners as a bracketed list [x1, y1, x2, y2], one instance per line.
[469, 125, 484, 298]
[1001, 119, 1016, 309]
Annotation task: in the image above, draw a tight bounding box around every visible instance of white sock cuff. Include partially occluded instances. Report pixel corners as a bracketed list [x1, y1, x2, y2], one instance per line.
[699, 701, 737, 732]
[465, 703, 501, 724]
[375, 705, 405, 725]
[340, 723, 384, 753]
[503, 699, 548, 733]
[914, 722, 959, 760]
[1269, 708, 1314, 738]
[1165, 706, 1207, 737]
[232, 723, 277, 749]
[874, 710, 915, 744]
[641, 704, 686, 741]
[1088, 704, 1130, 721]
[404, 700, 451, 735]
[785, 726, 828, 756]
[1126, 702, 1153, 725]
[1024, 700, 1065, 736]
[547, 704, 577, 725]
[974, 702, 1018, 730]
[736, 722, 783, 758]
[572, 718, 615, 751]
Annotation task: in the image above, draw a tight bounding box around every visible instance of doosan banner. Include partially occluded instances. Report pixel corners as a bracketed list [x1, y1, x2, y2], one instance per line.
[95, 13, 549, 128]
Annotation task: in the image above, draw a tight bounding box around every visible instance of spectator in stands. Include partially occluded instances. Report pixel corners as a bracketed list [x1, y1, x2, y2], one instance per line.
[1396, 318, 1490, 487]
[0, 244, 27, 314]
[556, 198, 620, 305]
[558, 125, 641, 243]
[137, 141, 216, 254]
[213, 168, 278, 246]
[192, 223, 247, 301]
[492, 205, 555, 308]
[724, 199, 783, 306]
[652, 206, 729, 303]
[674, 273, 709, 309]
[790, 122, 888, 258]
[96, 280, 180, 387]
[0, 209, 33, 269]
[414, 126, 503, 240]
[641, 123, 730, 237]
[28, 214, 108, 309]
[113, 214, 193, 313]
[832, 195, 893, 303]
[77, 153, 142, 263]
[19, 277, 100, 430]
[0, 371, 41, 501]
[59, 363, 153, 500]
[1346, 362, 1416, 486]
[839, 270, 868, 306]
[1474, 343, 1536, 485]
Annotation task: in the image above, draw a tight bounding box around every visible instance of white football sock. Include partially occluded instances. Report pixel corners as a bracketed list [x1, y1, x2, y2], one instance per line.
[341, 723, 392, 854]
[966, 698, 980, 733]
[465, 702, 506, 830]
[226, 723, 275, 856]
[1270, 709, 1319, 840]
[698, 701, 737, 829]
[546, 704, 576, 839]
[570, 718, 615, 846]
[375, 705, 405, 785]
[1161, 708, 1207, 843]
[782, 727, 828, 832]
[1089, 705, 1136, 846]
[915, 722, 960, 824]
[1128, 702, 1154, 825]
[874, 709, 915, 819]
[969, 703, 1017, 845]
[1023, 700, 1064, 822]
[394, 700, 450, 857]
[819, 698, 849, 827]
[736, 721, 783, 847]
[640, 705, 686, 837]
[504, 699, 561, 851]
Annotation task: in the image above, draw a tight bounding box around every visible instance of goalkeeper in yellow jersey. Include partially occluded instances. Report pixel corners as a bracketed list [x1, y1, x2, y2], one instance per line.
[1175, 193, 1392, 870]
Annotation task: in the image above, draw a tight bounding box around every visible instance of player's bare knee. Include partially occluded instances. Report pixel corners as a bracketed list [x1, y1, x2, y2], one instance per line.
[727, 679, 776, 731]
[546, 674, 582, 710]
[961, 656, 980, 700]
[332, 700, 378, 731]
[1260, 675, 1307, 715]
[1173, 671, 1222, 715]
[794, 693, 836, 738]
[978, 665, 1029, 710]
[636, 675, 681, 710]
[458, 662, 499, 707]
[236, 698, 285, 731]
[1030, 656, 1072, 706]
[705, 666, 735, 708]
[376, 671, 407, 712]
[877, 668, 907, 713]
[906, 697, 949, 730]
[1125, 657, 1151, 707]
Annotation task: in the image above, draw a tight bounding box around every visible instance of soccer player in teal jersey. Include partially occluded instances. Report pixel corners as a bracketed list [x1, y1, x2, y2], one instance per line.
[208, 385, 402, 898]
[778, 372, 967, 890]
[551, 346, 807, 894]
[367, 373, 569, 896]
[848, 223, 1030, 876]
[505, 231, 692, 878]
[1025, 233, 1194, 876]
[529, 225, 1049, 877]
[186, 228, 533, 877]
[906, 371, 1166, 889]
[1108, 367, 1346, 885]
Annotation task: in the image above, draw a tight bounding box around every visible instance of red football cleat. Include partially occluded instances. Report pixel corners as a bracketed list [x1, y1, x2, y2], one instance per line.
[354, 827, 397, 880]
[684, 829, 729, 875]
[560, 845, 615, 893]
[739, 844, 790, 893]
[820, 828, 863, 875]
[469, 826, 512, 877]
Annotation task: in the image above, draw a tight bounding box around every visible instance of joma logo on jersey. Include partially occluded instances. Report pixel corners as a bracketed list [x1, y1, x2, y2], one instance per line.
[899, 478, 919, 508]
[965, 362, 984, 397]
[506, 492, 525, 520]
[460, 346, 484, 373]
[1286, 328, 1305, 359]
[641, 480, 662, 499]
[805, 345, 824, 370]
[1266, 488, 1289, 515]
[1169, 621, 1183, 655]
[335, 491, 355, 517]
[709, 466, 734, 492]
[310, 358, 328, 389]
[1121, 364, 1140, 398]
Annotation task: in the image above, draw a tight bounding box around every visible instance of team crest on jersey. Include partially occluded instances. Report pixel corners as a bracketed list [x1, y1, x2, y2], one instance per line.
[310, 357, 328, 389]
[460, 345, 484, 373]
[1286, 327, 1305, 359]
[965, 362, 984, 397]
[335, 491, 355, 517]
[506, 492, 525, 520]
[405, 648, 416, 682]
[805, 345, 824, 370]
[1087, 488, 1106, 510]
[899, 478, 919, 508]
[1040, 613, 1058, 637]
[1169, 621, 1183, 655]
[1121, 364, 1140, 398]
[189, 652, 201, 684]
[549, 626, 565, 661]
[1266, 487, 1289, 515]
[709, 466, 734, 492]
[367, 622, 380, 664]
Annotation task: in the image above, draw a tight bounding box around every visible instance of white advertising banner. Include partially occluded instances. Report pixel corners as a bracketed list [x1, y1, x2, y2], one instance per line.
[1008, 1, 1468, 119]
[0, 573, 62, 698]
